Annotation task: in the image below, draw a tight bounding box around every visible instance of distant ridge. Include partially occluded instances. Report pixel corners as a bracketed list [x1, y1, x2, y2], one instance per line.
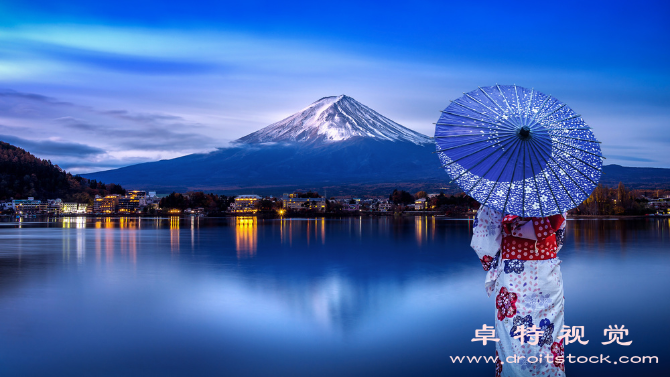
[599, 164, 670, 190]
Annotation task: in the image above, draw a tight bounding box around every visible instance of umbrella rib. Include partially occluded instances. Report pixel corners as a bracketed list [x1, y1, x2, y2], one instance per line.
[450, 101, 515, 131]
[522, 140, 528, 217]
[502, 143, 523, 215]
[524, 88, 534, 127]
[439, 135, 516, 168]
[434, 133, 505, 138]
[479, 87, 508, 115]
[448, 136, 519, 184]
[550, 135, 602, 143]
[481, 138, 523, 207]
[464, 93, 504, 118]
[441, 111, 507, 127]
[535, 103, 566, 123]
[529, 95, 552, 124]
[525, 141, 546, 217]
[551, 146, 602, 171]
[545, 114, 582, 126]
[435, 122, 498, 130]
[496, 85, 516, 121]
[528, 137, 568, 203]
[546, 161, 579, 209]
[514, 85, 524, 127]
[552, 153, 600, 186]
[542, 154, 579, 210]
[496, 84, 514, 112]
[545, 127, 592, 131]
[484, 138, 521, 205]
[435, 137, 503, 153]
[461, 94, 518, 131]
[545, 154, 590, 200]
[462, 136, 522, 192]
[552, 140, 605, 159]
[527, 139, 563, 213]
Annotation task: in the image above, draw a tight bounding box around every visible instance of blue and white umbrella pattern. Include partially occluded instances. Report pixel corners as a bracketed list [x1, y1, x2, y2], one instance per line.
[435, 85, 603, 217]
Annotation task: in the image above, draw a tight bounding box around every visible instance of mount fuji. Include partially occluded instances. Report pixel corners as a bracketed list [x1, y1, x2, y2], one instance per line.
[85, 95, 450, 195]
[237, 95, 430, 145]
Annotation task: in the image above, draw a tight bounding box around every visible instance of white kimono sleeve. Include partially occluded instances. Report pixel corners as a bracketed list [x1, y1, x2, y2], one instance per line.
[470, 205, 504, 297]
[470, 205, 503, 262]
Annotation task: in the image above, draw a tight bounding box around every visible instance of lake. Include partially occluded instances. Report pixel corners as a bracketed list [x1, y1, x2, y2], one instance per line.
[0, 216, 668, 376]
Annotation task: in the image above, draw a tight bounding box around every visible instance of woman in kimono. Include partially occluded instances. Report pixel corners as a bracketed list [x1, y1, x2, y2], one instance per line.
[471, 205, 567, 377]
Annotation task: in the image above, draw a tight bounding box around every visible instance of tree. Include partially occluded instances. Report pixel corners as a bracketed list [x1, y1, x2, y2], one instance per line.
[255, 199, 276, 211]
[389, 189, 415, 205]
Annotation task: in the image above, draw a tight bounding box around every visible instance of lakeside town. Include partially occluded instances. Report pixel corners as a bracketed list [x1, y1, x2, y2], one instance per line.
[3, 184, 670, 218]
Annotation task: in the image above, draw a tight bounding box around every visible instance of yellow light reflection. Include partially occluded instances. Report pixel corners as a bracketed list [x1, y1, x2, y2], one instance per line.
[236, 216, 257, 258]
[170, 216, 180, 253]
[415, 216, 425, 246]
[321, 218, 326, 245]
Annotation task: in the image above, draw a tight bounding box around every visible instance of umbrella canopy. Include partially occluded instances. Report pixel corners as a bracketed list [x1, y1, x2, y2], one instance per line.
[435, 85, 603, 217]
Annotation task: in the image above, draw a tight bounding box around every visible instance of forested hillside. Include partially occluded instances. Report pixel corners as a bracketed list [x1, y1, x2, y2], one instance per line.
[0, 141, 125, 202]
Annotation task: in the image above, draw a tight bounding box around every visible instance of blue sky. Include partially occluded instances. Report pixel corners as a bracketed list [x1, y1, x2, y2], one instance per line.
[1, 0, 669, 172]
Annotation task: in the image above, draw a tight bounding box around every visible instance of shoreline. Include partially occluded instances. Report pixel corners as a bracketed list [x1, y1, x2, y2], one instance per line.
[2, 213, 665, 221]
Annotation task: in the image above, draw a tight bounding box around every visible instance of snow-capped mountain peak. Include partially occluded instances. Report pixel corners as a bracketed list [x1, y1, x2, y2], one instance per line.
[236, 95, 431, 145]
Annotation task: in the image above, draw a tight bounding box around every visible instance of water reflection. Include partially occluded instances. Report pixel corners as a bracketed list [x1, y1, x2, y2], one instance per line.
[568, 218, 670, 252]
[170, 216, 180, 253]
[0, 217, 668, 377]
[236, 216, 257, 258]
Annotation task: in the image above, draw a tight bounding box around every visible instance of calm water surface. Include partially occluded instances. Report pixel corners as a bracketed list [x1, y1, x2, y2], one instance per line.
[0, 216, 668, 376]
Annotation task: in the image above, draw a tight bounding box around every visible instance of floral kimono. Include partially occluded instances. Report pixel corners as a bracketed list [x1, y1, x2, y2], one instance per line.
[471, 205, 567, 377]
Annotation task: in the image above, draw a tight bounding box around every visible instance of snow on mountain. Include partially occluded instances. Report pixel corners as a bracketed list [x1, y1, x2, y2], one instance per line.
[236, 95, 432, 145]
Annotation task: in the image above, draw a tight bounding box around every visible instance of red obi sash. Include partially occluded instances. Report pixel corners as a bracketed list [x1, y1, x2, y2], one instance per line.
[501, 214, 564, 260]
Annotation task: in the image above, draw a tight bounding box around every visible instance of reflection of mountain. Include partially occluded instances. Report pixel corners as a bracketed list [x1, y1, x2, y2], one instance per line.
[213, 217, 475, 333]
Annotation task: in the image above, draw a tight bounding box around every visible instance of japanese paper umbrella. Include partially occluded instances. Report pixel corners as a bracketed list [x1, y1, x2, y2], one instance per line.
[434, 85, 603, 217]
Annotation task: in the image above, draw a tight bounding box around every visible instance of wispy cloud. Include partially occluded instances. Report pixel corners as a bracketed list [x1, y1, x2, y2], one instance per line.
[0, 22, 668, 171]
[0, 88, 225, 173]
[0, 133, 105, 157]
[2, 38, 222, 75]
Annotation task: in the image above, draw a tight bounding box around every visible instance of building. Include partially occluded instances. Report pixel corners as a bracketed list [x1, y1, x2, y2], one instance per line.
[47, 199, 63, 215]
[93, 195, 120, 213]
[648, 197, 670, 213]
[378, 202, 393, 212]
[283, 197, 326, 212]
[118, 197, 141, 213]
[127, 190, 147, 198]
[415, 198, 427, 210]
[231, 195, 262, 213]
[12, 198, 47, 215]
[61, 202, 88, 214]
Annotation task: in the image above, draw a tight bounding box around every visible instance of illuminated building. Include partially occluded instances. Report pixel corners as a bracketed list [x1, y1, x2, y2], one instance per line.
[12, 197, 47, 215]
[118, 197, 140, 213]
[93, 195, 120, 213]
[283, 197, 326, 212]
[47, 199, 63, 215]
[415, 198, 427, 210]
[62, 202, 88, 214]
[127, 190, 147, 198]
[231, 195, 261, 213]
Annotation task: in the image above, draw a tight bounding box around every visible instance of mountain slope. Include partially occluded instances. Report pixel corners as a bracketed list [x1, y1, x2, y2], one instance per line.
[84, 137, 448, 195]
[237, 95, 431, 145]
[85, 95, 445, 194]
